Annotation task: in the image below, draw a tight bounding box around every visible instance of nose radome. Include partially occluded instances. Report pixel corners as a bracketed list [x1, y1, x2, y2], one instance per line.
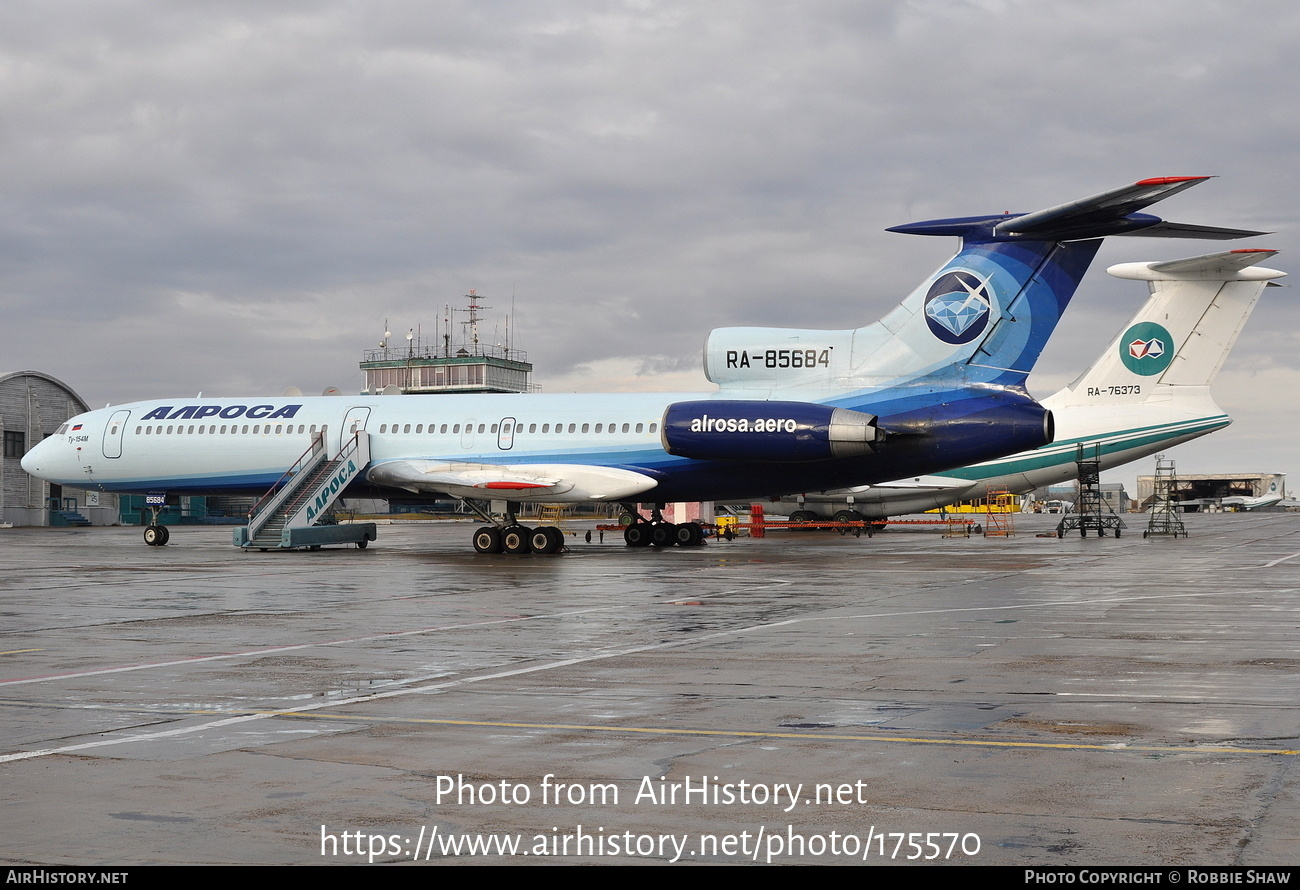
[20, 441, 44, 475]
[20, 435, 64, 479]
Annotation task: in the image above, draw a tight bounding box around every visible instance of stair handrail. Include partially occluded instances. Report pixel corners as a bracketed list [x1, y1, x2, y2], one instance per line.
[275, 431, 369, 527]
[247, 430, 329, 521]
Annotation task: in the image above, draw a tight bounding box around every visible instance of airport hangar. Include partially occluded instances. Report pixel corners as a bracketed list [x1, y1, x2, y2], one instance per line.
[0, 370, 117, 527]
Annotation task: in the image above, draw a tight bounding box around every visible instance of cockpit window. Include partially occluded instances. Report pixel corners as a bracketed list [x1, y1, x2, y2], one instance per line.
[55, 424, 69, 435]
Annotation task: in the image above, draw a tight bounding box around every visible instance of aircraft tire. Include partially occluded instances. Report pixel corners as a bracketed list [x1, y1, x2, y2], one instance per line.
[650, 522, 677, 547]
[529, 527, 560, 554]
[473, 526, 503, 554]
[789, 510, 817, 524]
[143, 525, 163, 546]
[674, 522, 704, 546]
[159, 526, 170, 545]
[624, 524, 652, 547]
[833, 510, 861, 523]
[545, 526, 565, 552]
[502, 526, 531, 555]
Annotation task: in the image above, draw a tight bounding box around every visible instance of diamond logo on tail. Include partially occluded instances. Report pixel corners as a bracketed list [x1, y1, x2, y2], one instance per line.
[924, 271, 993, 344]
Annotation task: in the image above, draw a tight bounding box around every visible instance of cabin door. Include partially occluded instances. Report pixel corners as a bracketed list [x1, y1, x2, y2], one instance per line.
[102, 410, 131, 459]
[341, 407, 371, 452]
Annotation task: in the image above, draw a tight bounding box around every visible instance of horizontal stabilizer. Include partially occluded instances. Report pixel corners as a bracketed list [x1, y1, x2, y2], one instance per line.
[1109, 248, 1283, 281]
[994, 176, 1210, 238]
[889, 176, 1266, 243]
[1120, 221, 1269, 240]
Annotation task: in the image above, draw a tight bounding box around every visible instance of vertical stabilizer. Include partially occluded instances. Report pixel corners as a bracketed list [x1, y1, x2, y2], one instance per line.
[1052, 249, 1283, 407]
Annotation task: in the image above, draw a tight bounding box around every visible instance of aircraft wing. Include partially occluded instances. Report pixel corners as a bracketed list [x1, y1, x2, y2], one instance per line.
[867, 476, 978, 492]
[367, 460, 658, 502]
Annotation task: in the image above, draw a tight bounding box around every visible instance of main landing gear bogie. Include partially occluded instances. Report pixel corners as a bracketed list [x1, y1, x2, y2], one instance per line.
[625, 520, 706, 549]
[473, 524, 565, 556]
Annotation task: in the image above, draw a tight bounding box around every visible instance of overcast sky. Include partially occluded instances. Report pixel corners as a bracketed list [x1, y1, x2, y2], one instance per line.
[2, 0, 1296, 490]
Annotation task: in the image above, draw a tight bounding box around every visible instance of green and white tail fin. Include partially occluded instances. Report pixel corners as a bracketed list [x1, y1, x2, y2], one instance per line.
[1050, 249, 1284, 409]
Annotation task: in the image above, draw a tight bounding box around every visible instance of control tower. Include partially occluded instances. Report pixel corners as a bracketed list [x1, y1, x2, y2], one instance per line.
[359, 291, 535, 395]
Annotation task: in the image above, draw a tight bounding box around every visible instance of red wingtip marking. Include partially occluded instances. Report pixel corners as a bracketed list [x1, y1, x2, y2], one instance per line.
[1230, 248, 1274, 253]
[1134, 176, 1211, 186]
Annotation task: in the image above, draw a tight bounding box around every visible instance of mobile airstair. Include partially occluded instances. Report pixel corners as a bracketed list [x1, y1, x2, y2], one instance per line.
[234, 431, 377, 550]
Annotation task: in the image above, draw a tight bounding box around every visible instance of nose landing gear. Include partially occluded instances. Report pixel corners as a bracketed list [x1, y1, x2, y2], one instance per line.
[142, 504, 169, 546]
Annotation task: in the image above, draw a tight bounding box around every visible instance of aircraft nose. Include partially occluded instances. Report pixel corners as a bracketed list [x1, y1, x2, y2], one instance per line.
[20, 441, 44, 475]
[21, 435, 64, 480]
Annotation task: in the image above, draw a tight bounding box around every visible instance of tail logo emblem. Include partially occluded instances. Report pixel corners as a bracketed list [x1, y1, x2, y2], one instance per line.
[924, 271, 993, 344]
[1119, 322, 1175, 375]
[1128, 337, 1165, 360]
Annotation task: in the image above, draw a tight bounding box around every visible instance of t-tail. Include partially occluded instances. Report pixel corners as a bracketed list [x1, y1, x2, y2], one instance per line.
[775, 247, 1283, 517]
[705, 176, 1262, 400]
[1042, 248, 1284, 455]
[690, 177, 1265, 479]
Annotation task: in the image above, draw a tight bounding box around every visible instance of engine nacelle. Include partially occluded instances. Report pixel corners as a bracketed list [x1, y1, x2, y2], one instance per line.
[662, 400, 882, 462]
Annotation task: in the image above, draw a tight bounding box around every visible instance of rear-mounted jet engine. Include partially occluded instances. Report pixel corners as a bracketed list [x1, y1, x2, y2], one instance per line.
[661, 401, 883, 462]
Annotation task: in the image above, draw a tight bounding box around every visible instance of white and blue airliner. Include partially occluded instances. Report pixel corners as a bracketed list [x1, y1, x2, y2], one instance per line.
[23, 176, 1265, 553]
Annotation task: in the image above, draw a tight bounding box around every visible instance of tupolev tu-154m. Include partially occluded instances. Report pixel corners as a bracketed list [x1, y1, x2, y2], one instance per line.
[22, 176, 1266, 554]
